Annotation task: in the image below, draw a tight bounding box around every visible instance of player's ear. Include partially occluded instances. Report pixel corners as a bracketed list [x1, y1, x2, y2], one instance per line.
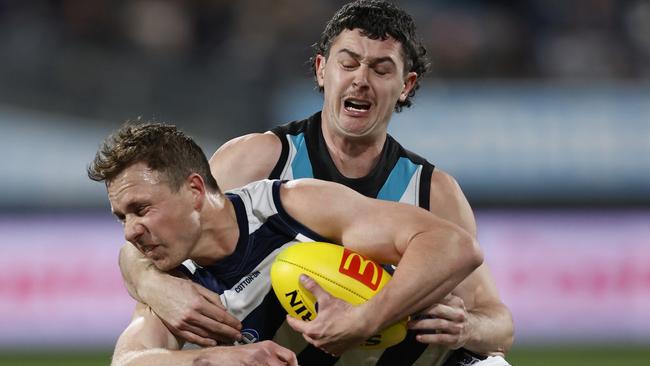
[186, 173, 206, 210]
[399, 72, 418, 102]
[315, 54, 326, 87]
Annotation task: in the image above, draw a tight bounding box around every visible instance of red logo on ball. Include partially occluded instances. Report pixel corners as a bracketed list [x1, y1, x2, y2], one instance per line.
[339, 249, 383, 291]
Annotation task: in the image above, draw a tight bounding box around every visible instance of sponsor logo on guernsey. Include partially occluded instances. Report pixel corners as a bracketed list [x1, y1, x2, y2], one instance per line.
[339, 249, 383, 291]
[240, 328, 260, 344]
[234, 271, 261, 293]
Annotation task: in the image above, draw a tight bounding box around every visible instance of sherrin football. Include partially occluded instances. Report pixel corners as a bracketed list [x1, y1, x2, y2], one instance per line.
[270, 242, 407, 349]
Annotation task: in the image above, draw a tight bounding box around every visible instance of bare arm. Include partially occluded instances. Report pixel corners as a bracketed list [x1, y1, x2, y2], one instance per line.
[281, 178, 483, 354]
[112, 303, 297, 366]
[119, 243, 242, 346]
[409, 170, 514, 356]
[209, 132, 282, 191]
[117, 133, 282, 345]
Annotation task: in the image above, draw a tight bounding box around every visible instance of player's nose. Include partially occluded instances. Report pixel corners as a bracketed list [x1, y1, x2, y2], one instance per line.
[352, 64, 370, 88]
[124, 217, 145, 245]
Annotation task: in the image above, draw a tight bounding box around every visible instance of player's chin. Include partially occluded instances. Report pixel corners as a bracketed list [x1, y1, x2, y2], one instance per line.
[151, 257, 177, 272]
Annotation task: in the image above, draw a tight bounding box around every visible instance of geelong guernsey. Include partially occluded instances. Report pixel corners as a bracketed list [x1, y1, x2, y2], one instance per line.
[179, 179, 330, 344]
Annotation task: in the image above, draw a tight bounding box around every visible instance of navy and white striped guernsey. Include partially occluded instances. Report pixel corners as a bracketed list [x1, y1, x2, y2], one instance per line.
[179, 179, 331, 344]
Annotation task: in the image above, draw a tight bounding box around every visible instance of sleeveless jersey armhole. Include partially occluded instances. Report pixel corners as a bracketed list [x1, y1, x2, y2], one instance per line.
[269, 129, 289, 179]
[418, 164, 434, 211]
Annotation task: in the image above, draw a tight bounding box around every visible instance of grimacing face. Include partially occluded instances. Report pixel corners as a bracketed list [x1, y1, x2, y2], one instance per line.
[316, 28, 417, 140]
[107, 162, 202, 271]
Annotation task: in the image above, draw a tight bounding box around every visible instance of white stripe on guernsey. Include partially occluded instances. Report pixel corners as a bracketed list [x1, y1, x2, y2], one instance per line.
[228, 179, 281, 234]
[282, 135, 297, 180]
[295, 233, 314, 242]
[181, 259, 198, 274]
[398, 165, 422, 206]
[219, 241, 297, 321]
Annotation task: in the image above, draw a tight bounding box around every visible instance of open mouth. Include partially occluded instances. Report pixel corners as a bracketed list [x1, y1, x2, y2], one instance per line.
[344, 98, 371, 112]
[142, 244, 159, 255]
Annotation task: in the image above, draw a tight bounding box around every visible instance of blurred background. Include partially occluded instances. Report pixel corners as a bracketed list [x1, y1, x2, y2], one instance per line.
[1, 0, 649, 365]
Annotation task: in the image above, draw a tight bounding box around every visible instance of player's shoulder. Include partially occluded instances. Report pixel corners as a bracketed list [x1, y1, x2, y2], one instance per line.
[214, 132, 281, 159]
[210, 132, 282, 191]
[429, 168, 461, 195]
[428, 168, 477, 235]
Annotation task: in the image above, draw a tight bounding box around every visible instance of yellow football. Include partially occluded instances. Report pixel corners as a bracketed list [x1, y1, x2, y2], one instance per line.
[270, 242, 407, 349]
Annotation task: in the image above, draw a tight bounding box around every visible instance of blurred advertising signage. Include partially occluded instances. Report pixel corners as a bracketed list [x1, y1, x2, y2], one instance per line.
[0, 214, 133, 348]
[477, 210, 650, 344]
[1, 211, 649, 347]
[389, 84, 650, 203]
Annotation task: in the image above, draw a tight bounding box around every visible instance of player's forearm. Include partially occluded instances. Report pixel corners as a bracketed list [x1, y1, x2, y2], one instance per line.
[112, 348, 208, 366]
[463, 302, 514, 356]
[363, 229, 483, 333]
[119, 242, 161, 303]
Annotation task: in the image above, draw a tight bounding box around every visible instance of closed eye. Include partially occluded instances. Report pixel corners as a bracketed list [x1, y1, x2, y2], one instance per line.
[135, 204, 149, 217]
[374, 68, 389, 76]
[341, 61, 358, 70]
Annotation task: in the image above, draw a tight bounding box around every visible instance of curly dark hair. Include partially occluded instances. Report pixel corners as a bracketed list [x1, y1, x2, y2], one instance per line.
[311, 0, 431, 112]
[88, 121, 219, 192]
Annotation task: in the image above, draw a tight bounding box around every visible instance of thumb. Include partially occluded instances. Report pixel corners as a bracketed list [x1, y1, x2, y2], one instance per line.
[300, 274, 330, 303]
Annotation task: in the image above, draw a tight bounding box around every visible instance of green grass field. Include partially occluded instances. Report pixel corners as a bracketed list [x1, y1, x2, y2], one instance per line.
[1, 345, 649, 365]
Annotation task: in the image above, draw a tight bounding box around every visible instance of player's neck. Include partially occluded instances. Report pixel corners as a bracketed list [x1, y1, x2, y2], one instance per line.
[321, 123, 386, 178]
[192, 193, 240, 266]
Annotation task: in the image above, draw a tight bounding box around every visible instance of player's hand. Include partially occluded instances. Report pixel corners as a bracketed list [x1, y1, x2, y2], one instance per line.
[408, 294, 469, 349]
[200, 340, 298, 366]
[144, 274, 243, 346]
[285, 275, 370, 356]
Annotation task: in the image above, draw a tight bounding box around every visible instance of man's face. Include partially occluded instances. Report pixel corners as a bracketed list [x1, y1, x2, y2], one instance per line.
[316, 28, 417, 140]
[107, 162, 201, 271]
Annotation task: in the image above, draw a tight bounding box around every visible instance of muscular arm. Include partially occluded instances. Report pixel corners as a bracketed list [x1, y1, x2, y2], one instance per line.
[117, 133, 282, 345]
[209, 132, 282, 191]
[112, 303, 297, 366]
[412, 170, 514, 356]
[281, 178, 483, 354]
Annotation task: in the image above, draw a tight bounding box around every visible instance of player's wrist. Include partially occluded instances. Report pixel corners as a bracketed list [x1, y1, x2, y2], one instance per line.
[355, 301, 383, 338]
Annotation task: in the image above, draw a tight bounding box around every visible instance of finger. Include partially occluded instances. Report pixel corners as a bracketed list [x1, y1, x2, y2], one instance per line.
[167, 318, 238, 344]
[409, 317, 462, 334]
[188, 313, 243, 341]
[193, 284, 242, 330]
[415, 332, 460, 347]
[170, 319, 215, 339]
[409, 317, 442, 331]
[276, 347, 298, 366]
[301, 332, 320, 348]
[174, 329, 218, 347]
[194, 283, 227, 310]
[443, 294, 465, 308]
[421, 304, 464, 322]
[195, 304, 243, 333]
[286, 314, 310, 334]
[299, 275, 330, 302]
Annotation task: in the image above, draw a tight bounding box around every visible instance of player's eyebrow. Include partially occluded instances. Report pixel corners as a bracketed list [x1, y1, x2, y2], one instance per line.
[337, 48, 396, 67]
[112, 200, 144, 221]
